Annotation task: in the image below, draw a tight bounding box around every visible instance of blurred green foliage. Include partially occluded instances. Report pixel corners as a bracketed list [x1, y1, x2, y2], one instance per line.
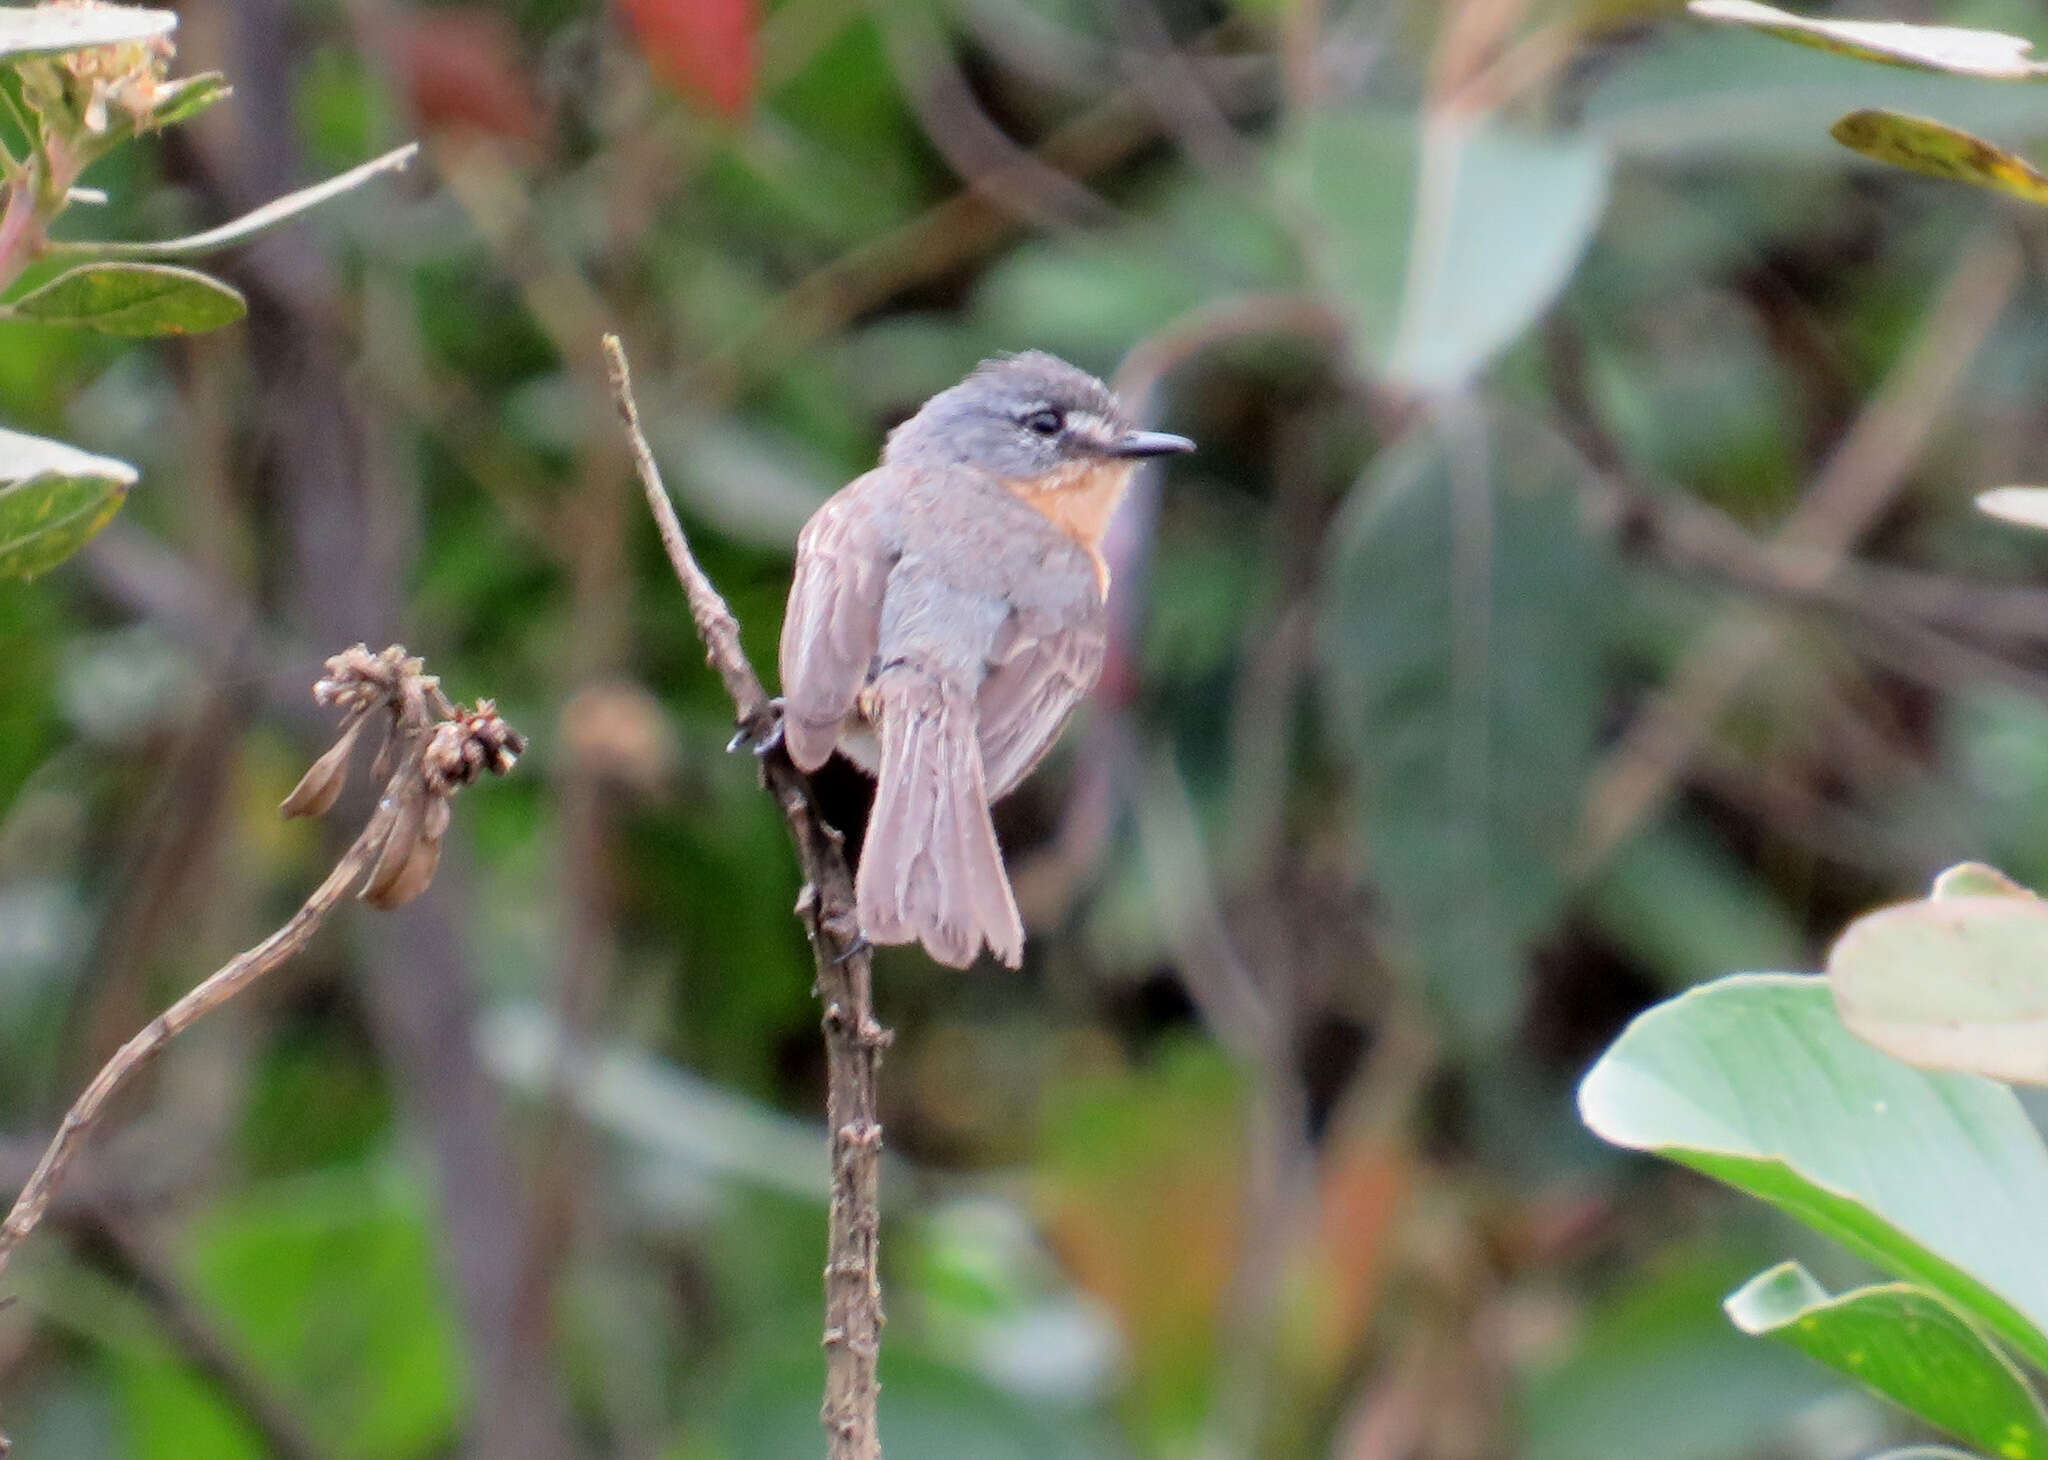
[8, 0, 2048, 1456]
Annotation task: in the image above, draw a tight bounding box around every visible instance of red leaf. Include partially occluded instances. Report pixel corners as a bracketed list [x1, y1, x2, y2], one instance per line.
[618, 0, 757, 118]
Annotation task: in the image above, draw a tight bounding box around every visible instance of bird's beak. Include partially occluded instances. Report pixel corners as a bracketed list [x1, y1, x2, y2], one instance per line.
[1107, 429, 1195, 459]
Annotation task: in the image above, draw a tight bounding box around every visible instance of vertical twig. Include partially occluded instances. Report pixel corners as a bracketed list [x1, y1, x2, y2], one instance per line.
[603, 334, 889, 1460]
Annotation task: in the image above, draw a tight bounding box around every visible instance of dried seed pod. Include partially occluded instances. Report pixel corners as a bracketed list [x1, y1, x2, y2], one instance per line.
[360, 785, 428, 908]
[363, 824, 443, 909]
[280, 714, 366, 819]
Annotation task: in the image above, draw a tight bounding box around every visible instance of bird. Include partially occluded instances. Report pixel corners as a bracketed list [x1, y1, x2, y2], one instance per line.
[777, 351, 1194, 968]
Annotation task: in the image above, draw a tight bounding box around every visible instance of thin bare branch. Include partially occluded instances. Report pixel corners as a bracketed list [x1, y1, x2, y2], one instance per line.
[0, 821, 372, 1287]
[604, 333, 888, 1460]
[604, 337, 772, 731]
[0, 646, 526, 1443]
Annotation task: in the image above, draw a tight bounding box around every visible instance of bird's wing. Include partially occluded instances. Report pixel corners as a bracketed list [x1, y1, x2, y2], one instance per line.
[779, 475, 891, 772]
[976, 604, 1106, 801]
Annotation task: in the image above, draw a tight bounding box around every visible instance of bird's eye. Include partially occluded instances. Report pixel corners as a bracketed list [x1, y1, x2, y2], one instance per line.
[1023, 408, 1063, 437]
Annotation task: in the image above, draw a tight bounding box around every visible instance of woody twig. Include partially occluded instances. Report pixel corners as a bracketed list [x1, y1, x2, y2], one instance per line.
[603, 333, 888, 1460]
[0, 646, 525, 1451]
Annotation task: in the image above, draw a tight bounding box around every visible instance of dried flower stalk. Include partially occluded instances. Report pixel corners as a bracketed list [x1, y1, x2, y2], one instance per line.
[0, 645, 524, 1323]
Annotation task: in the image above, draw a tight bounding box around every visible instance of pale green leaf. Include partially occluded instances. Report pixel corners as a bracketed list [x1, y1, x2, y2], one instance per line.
[1294, 113, 1608, 393]
[1726, 1264, 2048, 1456]
[3, 262, 244, 335]
[1690, 1, 2048, 80]
[0, 4, 173, 62]
[1580, 974, 2048, 1373]
[1388, 116, 1610, 392]
[0, 424, 133, 578]
[52, 142, 420, 260]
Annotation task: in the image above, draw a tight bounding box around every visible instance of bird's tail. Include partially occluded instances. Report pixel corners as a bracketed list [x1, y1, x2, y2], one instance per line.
[856, 669, 1023, 969]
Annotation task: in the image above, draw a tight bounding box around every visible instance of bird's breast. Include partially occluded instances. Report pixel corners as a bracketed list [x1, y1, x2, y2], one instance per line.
[996, 460, 1134, 597]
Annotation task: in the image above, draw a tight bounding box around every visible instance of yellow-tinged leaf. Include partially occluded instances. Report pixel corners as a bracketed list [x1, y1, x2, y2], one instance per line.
[1830, 110, 2048, 205]
[1689, 1, 2048, 80]
[1933, 863, 2036, 900]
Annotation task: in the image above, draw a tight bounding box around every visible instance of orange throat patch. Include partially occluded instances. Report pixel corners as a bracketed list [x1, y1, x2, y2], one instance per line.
[1002, 459, 1135, 596]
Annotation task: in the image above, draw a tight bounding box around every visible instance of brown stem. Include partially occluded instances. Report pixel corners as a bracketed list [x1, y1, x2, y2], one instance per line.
[603, 334, 889, 1460]
[0, 804, 391, 1287]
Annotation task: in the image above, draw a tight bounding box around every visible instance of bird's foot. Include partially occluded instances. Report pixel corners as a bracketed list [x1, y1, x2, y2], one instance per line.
[728, 698, 786, 757]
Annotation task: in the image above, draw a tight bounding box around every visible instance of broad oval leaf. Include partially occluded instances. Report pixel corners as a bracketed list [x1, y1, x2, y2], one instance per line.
[1690, 1, 2048, 80]
[1725, 1263, 2048, 1457]
[53, 142, 420, 262]
[0, 426, 135, 578]
[1293, 113, 1609, 394]
[1831, 109, 2048, 204]
[4, 262, 245, 335]
[1580, 974, 2048, 1373]
[0, 4, 174, 61]
[1318, 406, 1609, 1042]
[1830, 894, 2048, 1086]
[1978, 487, 2048, 532]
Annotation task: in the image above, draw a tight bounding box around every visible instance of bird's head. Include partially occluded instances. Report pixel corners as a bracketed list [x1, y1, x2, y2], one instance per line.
[883, 351, 1193, 482]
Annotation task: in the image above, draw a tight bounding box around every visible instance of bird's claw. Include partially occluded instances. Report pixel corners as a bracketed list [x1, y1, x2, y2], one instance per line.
[728, 698, 787, 757]
[831, 933, 872, 967]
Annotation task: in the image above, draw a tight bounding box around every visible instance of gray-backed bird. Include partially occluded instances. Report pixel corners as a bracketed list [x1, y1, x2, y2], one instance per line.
[778, 352, 1193, 967]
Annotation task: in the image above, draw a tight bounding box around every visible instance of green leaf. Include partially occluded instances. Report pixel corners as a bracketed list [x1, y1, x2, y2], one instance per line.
[52, 141, 419, 261]
[1979, 487, 2048, 532]
[3, 262, 244, 335]
[1689, 1, 2048, 79]
[0, 4, 174, 62]
[1387, 116, 1610, 392]
[1293, 113, 1608, 392]
[1521, 1250, 1847, 1460]
[1586, 22, 2048, 162]
[1829, 893, 2048, 1086]
[1580, 974, 2048, 1374]
[0, 424, 135, 578]
[1830, 109, 2048, 204]
[147, 70, 229, 129]
[1317, 406, 1609, 1042]
[183, 1172, 463, 1459]
[1725, 1263, 2048, 1457]
[1932, 862, 2035, 900]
